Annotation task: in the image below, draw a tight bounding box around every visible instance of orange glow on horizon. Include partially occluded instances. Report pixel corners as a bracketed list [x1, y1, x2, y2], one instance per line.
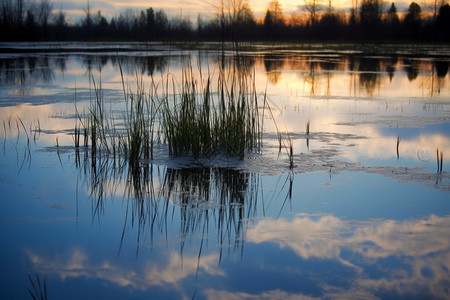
[59, 0, 419, 22]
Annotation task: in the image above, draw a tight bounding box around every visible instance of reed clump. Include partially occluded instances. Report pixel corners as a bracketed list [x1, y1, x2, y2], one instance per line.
[77, 64, 262, 164]
[162, 66, 261, 159]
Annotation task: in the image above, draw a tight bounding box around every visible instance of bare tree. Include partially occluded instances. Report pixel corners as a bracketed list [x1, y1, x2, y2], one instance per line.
[210, 0, 253, 46]
[304, 0, 321, 25]
[421, 0, 441, 19]
[83, 0, 92, 29]
[267, 0, 283, 24]
[349, 0, 359, 26]
[37, 0, 52, 28]
[1, 0, 24, 28]
[264, 0, 284, 39]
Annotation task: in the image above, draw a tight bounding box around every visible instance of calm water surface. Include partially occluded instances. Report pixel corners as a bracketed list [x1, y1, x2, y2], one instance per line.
[1, 42, 450, 299]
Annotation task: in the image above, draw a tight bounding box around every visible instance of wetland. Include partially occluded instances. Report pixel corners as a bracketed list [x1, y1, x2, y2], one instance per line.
[1, 42, 449, 299]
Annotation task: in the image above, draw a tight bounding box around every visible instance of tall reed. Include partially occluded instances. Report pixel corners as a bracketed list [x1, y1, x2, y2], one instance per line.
[81, 62, 263, 167]
[162, 65, 261, 159]
[437, 148, 444, 173]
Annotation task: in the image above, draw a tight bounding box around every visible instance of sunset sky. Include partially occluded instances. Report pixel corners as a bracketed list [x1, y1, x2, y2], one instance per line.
[54, 0, 414, 24]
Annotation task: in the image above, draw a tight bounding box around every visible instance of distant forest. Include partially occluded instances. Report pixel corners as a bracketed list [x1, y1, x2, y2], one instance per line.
[1, 0, 449, 42]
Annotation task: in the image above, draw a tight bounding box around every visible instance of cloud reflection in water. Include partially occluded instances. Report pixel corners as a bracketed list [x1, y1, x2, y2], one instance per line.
[27, 249, 224, 292]
[26, 214, 450, 299]
[246, 214, 450, 298]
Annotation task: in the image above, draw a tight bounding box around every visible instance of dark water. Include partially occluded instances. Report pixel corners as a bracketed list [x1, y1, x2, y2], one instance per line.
[1, 42, 449, 299]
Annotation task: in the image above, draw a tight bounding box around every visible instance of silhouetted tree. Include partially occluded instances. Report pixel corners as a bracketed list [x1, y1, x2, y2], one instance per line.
[264, 0, 284, 39]
[25, 9, 36, 40]
[304, 0, 321, 25]
[82, 0, 92, 36]
[234, 3, 255, 41]
[360, 0, 382, 39]
[1, 0, 24, 40]
[53, 9, 67, 40]
[154, 10, 168, 38]
[37, 0, 52, 37]
[227, 0, 249, 42]
[384, 2, 400, 38]
[317, 12, 345, 39]
[146, 7, 155, 39]
[209, 0, 256, 43]
[348, 0, 360, 38]
[1, 0, 449, 42]
[435, 4, 450, 41]
[109, 17, 117, 35]
[403, 2, 422, 39]
[94, 10, 109, 37]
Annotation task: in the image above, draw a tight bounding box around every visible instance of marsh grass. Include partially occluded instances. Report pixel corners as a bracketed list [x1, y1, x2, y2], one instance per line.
[15, 116, 32, 172]
[81, 63, 262, 165]
[162, 65, 261, 159]
[306, 119, 310, 150]
[437, 149, 444, 173]
[33, 119, 41, 143]
[121, 70, 160, 166]
[287, 131, 294, 169]
[306, 119, 310, 136]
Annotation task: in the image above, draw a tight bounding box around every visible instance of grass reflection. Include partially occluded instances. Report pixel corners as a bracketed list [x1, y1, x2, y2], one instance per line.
[25, 274, 48, 300]
[163, 167, 259, 261]
[76, 145, 261, 261]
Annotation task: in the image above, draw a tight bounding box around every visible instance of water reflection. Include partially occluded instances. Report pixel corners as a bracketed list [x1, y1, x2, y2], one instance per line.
[0, 55, 171, 95]
[435, 60, 449, 78]
[245, 214, 450, 298]
[76, 147, 260, 256]
[27, 249, 224, 293]
[163, 167, 259, 260]
[1, 43, 449, 299]
[404, 58, 420, 81]
[0, 56, 54, 89]
[1, 47, 449, 103]
[386, 56, 398, 81]
[263, 54, 284, 84]
[25, 213, 450, 298]
[359, 57, 381, 95]
[434, 60, 448, 94]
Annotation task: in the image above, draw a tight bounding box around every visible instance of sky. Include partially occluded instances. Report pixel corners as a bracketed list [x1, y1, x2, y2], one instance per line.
[53, 0, 413, 24]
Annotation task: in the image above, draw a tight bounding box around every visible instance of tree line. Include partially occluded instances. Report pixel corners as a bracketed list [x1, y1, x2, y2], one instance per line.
[1, 0, 449, 42]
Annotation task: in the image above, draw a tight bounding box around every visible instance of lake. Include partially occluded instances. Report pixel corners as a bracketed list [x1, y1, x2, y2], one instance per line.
[1, 42, 449, 299]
